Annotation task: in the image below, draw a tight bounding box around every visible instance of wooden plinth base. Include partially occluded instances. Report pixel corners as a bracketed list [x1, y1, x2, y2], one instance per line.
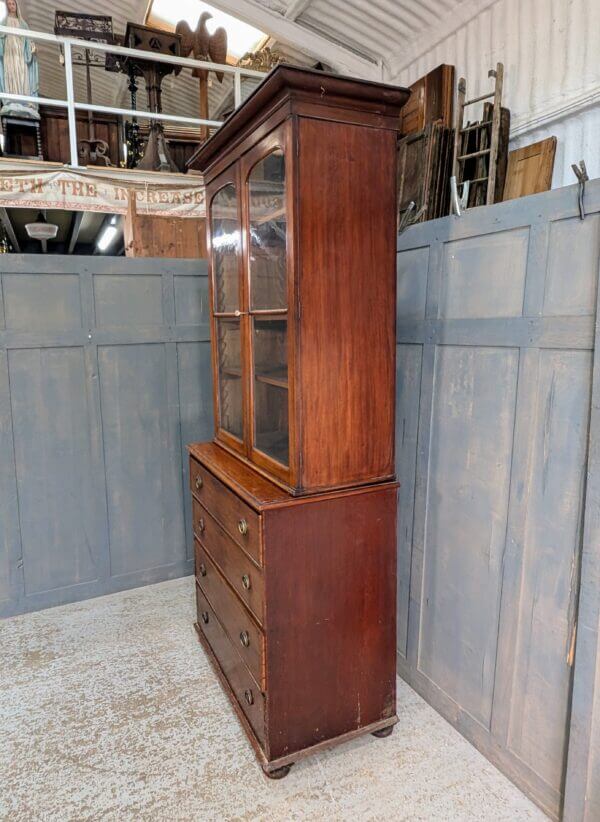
[194, 622, 398, 778]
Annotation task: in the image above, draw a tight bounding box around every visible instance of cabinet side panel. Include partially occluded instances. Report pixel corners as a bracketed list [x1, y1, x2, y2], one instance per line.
[264, 486, 397, 760]
[297, 118, 397, 490]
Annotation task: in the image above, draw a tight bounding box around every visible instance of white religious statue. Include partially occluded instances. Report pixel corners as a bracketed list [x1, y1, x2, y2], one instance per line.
[0, 0, 40, 120]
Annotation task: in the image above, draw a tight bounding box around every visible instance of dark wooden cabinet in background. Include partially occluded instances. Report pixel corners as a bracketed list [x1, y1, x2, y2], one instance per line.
[187, 65, 408, 777]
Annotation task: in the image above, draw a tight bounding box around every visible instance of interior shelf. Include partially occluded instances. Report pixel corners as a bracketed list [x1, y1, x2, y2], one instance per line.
[255, 367, 288, 389]
[251, 207, 286, 226]
[221, 366, 242, 379]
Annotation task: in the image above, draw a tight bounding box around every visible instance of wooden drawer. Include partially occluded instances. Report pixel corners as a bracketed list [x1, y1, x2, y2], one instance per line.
[193, 499, 264, 625]
[196, 544, 265, 688]
[190, 457, 261, 565]
[195, 583, 265, 745]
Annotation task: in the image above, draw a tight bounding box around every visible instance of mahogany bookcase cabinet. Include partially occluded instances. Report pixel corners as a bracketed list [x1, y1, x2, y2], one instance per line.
[187, 64, 408, 778]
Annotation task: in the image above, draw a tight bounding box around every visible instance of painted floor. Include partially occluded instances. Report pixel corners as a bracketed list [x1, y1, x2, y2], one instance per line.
[0, 577, 548, 822]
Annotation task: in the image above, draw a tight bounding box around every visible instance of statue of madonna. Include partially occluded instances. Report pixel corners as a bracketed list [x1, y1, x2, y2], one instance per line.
[0, 0, 40, 119]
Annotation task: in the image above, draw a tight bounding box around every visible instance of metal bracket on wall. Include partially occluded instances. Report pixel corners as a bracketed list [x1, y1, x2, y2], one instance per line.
[399, 201, 427, 233]
[571, 160, 589, 220]
[450, 176, 470, 216]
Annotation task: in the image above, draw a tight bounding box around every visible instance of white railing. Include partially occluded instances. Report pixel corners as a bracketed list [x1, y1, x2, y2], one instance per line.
[0, 23, 266, 169]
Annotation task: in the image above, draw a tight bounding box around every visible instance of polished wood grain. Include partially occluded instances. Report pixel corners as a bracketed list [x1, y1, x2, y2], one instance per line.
[188, 65, 403, 777]
[195, 64, 405, 495]
[193, 500, 264, 624]
[262, 484, 398, 759]
[188, 64, 409, 179]
[296, 117, 397, 491]
[196, 543, 265, 688]
[190, 457, 261, 564]
[195, 583, 266, 745]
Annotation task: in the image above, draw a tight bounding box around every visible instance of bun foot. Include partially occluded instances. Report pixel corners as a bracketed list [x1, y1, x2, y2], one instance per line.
[372, 725, 394, 739]
[265, 764, 293, 779]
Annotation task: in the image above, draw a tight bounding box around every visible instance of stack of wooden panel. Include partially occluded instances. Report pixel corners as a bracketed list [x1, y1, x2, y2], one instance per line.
[396, 64, 454, 226]
[397, 122, 454, 225]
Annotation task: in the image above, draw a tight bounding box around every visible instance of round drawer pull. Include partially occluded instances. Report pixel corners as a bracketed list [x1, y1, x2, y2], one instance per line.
[238, 518, 249, 536]
[240, 630, 250, 648]
[195, 476, 203, 491]
[241, 574, 251, 590]
[201, 611, 209, 625]
[199, 563, 207, 577]
[244, 689, 254, 706]
[197, 517, 205, 533]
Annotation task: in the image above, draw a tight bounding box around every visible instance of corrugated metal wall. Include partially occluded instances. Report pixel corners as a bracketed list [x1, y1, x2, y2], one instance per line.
[395, 179, 600, 820]
[389, 0, 600, 188]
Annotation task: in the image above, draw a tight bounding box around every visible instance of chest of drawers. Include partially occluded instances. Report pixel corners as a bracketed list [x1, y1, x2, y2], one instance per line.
[189, 442, 398, 777]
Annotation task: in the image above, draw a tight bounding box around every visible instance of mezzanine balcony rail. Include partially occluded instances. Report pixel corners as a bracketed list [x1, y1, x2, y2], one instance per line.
[0, 22, 266, 170]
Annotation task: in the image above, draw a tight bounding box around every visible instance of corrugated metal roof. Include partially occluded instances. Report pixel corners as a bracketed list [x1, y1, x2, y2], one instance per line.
[256, 0, 460, 62]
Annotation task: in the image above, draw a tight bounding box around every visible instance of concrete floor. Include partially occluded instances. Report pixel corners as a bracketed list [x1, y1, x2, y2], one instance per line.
[0, 578, 547, 822]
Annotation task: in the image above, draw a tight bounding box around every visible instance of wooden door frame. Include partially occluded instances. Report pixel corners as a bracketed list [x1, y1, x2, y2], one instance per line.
[206, 163, 249, 458]
[239, 120, 297, 489]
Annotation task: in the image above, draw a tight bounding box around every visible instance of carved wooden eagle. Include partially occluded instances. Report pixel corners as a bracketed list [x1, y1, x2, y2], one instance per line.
[176, 12, 227, 82]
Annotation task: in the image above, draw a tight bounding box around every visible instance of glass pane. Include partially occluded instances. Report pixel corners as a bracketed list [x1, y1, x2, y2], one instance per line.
[216, 319, 243, 439]
[211, 184, 240, 313]
[248, 150, 287, 311]
[253, 317, 288, 466]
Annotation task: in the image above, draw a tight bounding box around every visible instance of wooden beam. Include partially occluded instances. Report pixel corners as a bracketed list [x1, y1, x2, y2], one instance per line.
[285, 0, 313, 21]
[0, 207, 20, 252]
[207, 0, 380, 79]
[67, 211, 84, 255]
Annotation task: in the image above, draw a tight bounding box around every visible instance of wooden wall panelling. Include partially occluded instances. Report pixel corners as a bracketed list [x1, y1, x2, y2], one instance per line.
[563, 236, 600, 821]
[503, 137, 557, 201]
[395, 178, 600, 820]
[41, 106, 120, 166]
[0, 255, 211, 617]
[124, 196, 207, 258]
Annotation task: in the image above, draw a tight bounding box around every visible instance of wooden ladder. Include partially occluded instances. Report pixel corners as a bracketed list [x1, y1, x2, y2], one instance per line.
[451, 62, 504, 208]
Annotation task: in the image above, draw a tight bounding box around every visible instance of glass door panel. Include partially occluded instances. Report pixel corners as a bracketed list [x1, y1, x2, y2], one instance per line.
[248, 150, 287, 311]
[247, 146, 289, 469]
[216, 318, 243, 440]
[252, 317, 289, 466]
[211, 183, 240, 313]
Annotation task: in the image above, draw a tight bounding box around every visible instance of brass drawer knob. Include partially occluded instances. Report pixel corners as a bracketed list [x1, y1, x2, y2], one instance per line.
[241, 574, 251, 590]
[238, 518, 248, 536]
[201, 611, 209, 624]
[197, 517, 205, 533]
[244, 689, 254, 706]
[240, 630, 250, 648]
[195, 476, 203, 491]
[199, 563, 207, 577]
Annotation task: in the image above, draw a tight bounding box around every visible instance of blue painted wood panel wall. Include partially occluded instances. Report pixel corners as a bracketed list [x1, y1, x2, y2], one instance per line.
[0, 256, 212, 618]
[395, 179, 600, 821]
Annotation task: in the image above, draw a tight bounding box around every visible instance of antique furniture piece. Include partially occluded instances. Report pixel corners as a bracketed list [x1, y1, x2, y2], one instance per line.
[1, 115, 42, 159]
[176, 12, 227, 141]
[54, 12, 116, 166]
[187, 64, 408, 778]
[119, 23, 182, 172]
